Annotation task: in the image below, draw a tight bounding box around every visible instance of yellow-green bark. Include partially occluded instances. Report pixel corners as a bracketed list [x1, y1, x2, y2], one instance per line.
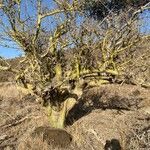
[47, 98, 76, 128]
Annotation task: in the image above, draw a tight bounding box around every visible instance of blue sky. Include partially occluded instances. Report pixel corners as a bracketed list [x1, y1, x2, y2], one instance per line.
[139, 10, 150, 34]
[0, 47, 23, 58]
[0, 5, 150, 59]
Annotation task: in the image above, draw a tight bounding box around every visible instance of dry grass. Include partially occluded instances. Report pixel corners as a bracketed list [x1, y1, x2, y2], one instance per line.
[0, 58, 21, 82]
[0, 82, 23, 100]
[0, 82, 150, 150]
[69, 109, 150, 150]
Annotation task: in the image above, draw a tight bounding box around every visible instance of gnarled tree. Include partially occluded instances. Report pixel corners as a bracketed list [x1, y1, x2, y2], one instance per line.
[0, 0, 82, 128]
[0, 0, 149, 128]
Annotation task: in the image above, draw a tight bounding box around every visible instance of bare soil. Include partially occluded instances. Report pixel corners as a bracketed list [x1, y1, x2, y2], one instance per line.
[0, 82, 150, 150]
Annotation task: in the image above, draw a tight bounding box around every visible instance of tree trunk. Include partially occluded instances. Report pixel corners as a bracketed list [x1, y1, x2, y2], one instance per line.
[47, 97, 76, 128]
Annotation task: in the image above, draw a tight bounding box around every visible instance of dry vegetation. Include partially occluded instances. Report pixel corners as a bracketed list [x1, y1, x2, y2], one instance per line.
[0, 0, 150, 150]
[0, 82, 149, 150]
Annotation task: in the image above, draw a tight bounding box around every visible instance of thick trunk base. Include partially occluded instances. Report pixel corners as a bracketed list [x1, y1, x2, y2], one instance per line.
[47, 98, 76, 128]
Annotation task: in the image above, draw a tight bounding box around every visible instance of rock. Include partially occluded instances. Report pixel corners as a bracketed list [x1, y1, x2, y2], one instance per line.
[31, 126, 72, 148]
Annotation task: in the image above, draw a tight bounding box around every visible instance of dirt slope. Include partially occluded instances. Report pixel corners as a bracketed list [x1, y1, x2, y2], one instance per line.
[0, 82, 150, 150]
[70, 109, 150, 150]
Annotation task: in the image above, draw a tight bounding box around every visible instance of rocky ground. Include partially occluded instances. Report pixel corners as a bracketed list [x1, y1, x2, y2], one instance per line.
[0, 82, 149, 150]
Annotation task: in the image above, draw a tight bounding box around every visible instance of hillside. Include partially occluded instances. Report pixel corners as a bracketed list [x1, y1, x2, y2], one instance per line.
[0, 58, 22, 82]
[0, 38, 149, 150]
[0, 1, 150, 149]
[0, 82, 149, 150]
